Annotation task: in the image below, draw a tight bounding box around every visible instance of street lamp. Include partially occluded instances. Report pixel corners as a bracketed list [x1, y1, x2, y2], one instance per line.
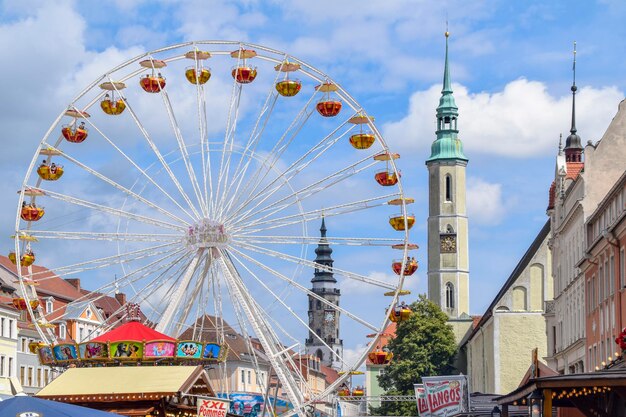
[528, 390, 543, 417]
[490, 405, 502, 417]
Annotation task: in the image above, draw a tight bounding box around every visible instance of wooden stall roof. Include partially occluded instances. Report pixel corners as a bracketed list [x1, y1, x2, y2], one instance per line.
[36, 365, 213, 399]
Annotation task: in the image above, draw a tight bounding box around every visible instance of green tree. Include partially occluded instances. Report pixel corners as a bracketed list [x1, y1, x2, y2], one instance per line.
[370, 295, 457, 416]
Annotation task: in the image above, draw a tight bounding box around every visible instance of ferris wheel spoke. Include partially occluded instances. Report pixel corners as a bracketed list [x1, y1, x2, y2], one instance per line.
[226, 245, 379, 331]
[228, 109, 352, 222]
[80, 110, 197, 223]
[112, 87, 202, 219]
[225, 90, 320, 219]
[155, 249, 203, 333]
[231, 154, 379, 228]
[24, 230, 180, 242]
[218, 248, 306, 412]
[172, 253, 212, 337]
[46, 247, 188, 327]
[228, 250, 350, 369]
[159, 90, 208, 216]
[24, 241, 180, 281]
[232, 241, 396, 290]
[32, 188, 185, 231]
[43, 144, 191, 225]
[233, 193, 398, 233]
[213, 51, 244, 219]
[220, 56, 286, 216]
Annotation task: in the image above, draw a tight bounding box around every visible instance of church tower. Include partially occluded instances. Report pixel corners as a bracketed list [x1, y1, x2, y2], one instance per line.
[426, 32, 470, 321]
[305, 217, 343, 370]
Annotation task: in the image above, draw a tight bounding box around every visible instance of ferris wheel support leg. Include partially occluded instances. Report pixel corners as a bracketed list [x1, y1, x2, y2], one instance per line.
[218, 252, 306, 417]
[155, 249, 203, 334]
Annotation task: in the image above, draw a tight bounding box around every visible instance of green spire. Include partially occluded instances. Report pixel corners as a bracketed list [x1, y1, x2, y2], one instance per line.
[426, 31, 468, 164]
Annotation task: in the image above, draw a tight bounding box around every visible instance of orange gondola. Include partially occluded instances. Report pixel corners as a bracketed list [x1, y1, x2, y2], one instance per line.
[37, 164, 64, 181]
[349, 133, 375, 150]
[12, 297, 40, 311]
[276, 80, 302, 97]
[8, 251, 35, 267]
[20, 205, 45, 222]
[185, 67, 211, 85]
[389, 214, 415, 231]
[368, 349, 394, 365]
[316, 82, 342, 117]
[140, 75, 166, 93]
[316, 100, 342, 117]
[100, 95, 127, 115]
[337, 388, 351, 397]
[61, 123, 88, 143]
[375, 170, 399, 186]
[391, 258, 418, 276]
[389, 304, 412, 322]
[232, 67, 257, 84]
[352, 387, 365, 396]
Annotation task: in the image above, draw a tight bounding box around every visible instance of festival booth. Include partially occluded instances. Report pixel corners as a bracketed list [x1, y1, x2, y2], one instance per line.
[36, 365, 221, 417]
[496, 361, 626, 417]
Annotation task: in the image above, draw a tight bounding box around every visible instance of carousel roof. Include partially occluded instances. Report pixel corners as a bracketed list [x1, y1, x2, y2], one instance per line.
[91, 320, 175, 343]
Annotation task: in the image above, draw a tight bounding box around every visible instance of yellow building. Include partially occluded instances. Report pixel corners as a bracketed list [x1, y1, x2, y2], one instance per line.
[0, 304, 21, 396]
[461, 221, 553, 394]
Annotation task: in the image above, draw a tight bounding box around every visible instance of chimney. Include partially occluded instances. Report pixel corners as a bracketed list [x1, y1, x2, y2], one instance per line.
[115, 292, 126, 306]
[65, 278, 80, 292]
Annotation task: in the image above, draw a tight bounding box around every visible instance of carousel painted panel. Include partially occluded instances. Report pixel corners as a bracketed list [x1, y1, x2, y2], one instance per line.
[144, 340, 176, 359]
[110, 340, 143, 360]
[78, 342, 109, 360]
[202, 343, 225, 361]
[176, 341, 203, 359]
[52, 344, 79, 362]
[38, 345, 54, 365]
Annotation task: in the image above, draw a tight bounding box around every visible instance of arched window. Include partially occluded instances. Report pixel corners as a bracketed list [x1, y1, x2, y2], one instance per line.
[512, 286, 528, 311]
[316, 300, 322, 310]
[446, 224, 455, 233]
[316, 349, 323, 361]
[445, 175, 452, 202]
[445, 282, 455, 310]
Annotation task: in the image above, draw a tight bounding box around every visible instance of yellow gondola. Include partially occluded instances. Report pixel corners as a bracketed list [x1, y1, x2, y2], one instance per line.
[20, 205, 45, 221]
[185, 67, 211, 85]
[37, 164, 64, 181]
[389, 214, 415, 231]
[8, 251, 35, 267]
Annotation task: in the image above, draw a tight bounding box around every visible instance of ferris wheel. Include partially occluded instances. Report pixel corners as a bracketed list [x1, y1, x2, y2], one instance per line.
[11, 41, 417, 416]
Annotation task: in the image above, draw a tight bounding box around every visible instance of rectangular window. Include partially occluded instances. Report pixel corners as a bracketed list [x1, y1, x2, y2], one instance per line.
[8, 320, 13, 339]
[1, 318, 4, 337]
[19, 338, 25, 352]
[248, 370, 251, 384]
[241, 370, 245, 384]
[592, 276, 596, 310]
[27, 367, 33, 387]
[609, 255, 615, 295]
[37, 368, 42, 387]
[44, 369, 49, 386]
[59, 324, 66, 340]
[19, 366, 25, 386]
[8, 357, 12, 377]
[619, 248, 626, 288]
[0, 356, 4, 376]
[79, 327, 84, 343]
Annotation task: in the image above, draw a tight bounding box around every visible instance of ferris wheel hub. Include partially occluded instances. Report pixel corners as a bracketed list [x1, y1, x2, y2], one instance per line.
[184, 219, 229, 249]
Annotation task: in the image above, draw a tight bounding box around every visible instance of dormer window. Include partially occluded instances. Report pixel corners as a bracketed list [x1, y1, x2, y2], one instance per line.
[45, 298, 54, 314]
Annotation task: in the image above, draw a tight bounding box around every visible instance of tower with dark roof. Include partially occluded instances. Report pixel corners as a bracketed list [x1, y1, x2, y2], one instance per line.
[426, 32, 471, 325]
[305, 217, 342, 370]
[564, 43, 583, 164]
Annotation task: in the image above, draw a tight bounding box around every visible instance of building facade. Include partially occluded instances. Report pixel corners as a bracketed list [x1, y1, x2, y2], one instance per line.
[463, 221, 552, 394]
[305, 218, 343, 370]
[582, 163, 626, 370]
[0, 304, 19, 396]
[426, 33, 473, 343]
[546, 94, 626, 375]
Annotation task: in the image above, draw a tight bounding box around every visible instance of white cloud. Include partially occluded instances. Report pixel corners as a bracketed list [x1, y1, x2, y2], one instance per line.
[466, 178, 506, 226]
[383, 79, 623, 157]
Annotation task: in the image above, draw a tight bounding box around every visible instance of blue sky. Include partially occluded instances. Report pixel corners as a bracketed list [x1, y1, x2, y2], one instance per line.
[1, 0, 625, 365]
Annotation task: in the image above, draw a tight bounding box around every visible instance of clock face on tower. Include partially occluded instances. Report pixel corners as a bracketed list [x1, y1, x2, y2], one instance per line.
[440, 234, 457, 253]
[324, 311, 335, 323]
